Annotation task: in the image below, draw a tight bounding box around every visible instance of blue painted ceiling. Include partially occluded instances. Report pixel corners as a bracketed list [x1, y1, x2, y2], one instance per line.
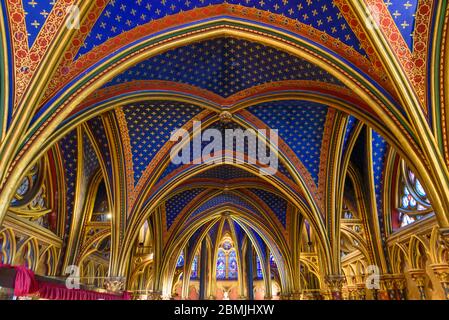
[250, 188, 287, 228]
[22, 0, 56, 47]
[59, 130, 78, 237]
[248, 100, 328, 184]
[165, 188, 205, 229]
[155, 120, 295, 183]
[371, 130, 388, 241]
[122, 101, 203, 184]
[195, 165, 254, 180]
[190, 192, 259, 218]
[82, 132, 100, 182]
[342, 115, 358, 155]
[163, 187, 289, 230]
[87, 117, 113, 180]
[104, 37, 344, 97]
[77, 0, 366, 58]
[384, 0, 419, 51]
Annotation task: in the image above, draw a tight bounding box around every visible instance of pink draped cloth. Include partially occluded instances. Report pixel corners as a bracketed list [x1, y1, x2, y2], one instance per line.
[0, 264, 130, 300]
[38, 282, 130, 300]
[0, 264, 37, 296]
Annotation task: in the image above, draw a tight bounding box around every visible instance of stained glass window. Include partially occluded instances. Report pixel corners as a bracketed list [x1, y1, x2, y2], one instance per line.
[177, 252, 185, 268]
[216, 250, 226, 279]
[11, 161, 42, 207]
[190, 255, 199, 279]
[17, 178, 30, 196]
[256, 255, 263, 279]
[228, 250, 238, 279]
[222, 241, 232, 250]
[398, 165, 432, 228]
[269, 253, 277, 271]
[216, 236, 239, 280]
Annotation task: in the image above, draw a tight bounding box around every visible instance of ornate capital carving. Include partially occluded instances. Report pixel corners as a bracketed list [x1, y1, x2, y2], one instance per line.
[103, 277, 125, 293]
[325, 275, 346, 292]
[290, 292, 302, 300]
[147, 291, 163, 300]
[430, 264, 449, 283]
[219, 111, 233, 124]
[409, 270, 426, 287]
[439, 229, 449, 248]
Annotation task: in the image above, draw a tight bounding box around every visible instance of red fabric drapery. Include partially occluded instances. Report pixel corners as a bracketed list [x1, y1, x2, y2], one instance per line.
[0, 264, 130, 300]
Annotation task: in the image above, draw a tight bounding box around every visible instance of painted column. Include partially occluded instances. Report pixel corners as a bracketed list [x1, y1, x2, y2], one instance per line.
[324, 275, 345, 300]
[199, 239, 207, 300]
[384, 276, 397, 300]
[264, 249, 272, 300]
[430, 264, 449, 300]
[409, 270, 427, 300]
[246, 243, 254, 300]
[392, 275, 407, 300]
[356, 283, 366, 300]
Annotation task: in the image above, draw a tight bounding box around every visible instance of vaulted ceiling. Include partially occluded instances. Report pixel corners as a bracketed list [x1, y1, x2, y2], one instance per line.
[2, 0, 447, 279]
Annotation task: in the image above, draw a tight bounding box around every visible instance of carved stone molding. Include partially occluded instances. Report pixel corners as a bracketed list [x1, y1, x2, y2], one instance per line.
[103, 277, 125, 293]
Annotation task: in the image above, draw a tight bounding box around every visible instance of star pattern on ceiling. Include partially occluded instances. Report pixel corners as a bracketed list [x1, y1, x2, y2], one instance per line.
[383, 0, 418, 51]
[122, 102, 203, 184]
[190, 193, 259, 218]
[22, 0, 56, 47]
[195, 165, 254, 180]
[59, 129, 78, 236]
[82, 132, 100, 182]
[154, 120, 294, 184]
[77, 0, 366, 58]
[165, 188, 205, 229]
[343, 115, 358, 154]
[250, 188, 287, 228]
[248, 101, 328, 184]
[372, 130, 388, 241]
[233, 221, 244, 250]
[208, 221, 220, 244]
[87, 117, 113, 180]
[104, 38, 343, 97]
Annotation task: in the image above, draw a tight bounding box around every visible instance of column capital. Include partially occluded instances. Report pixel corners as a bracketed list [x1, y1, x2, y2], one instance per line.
[408, 269, 427, 300]
[439, 228, 449, 248]
[409, 269, 426, 287]
[355, 283, 366, 300]
[279, 293, 292, 300]
[430, 264, 449, 283]
[147, 291, 163, 300]
[325, 275, 346, 291]
[320, 290, 332, 300]
[290, 292, 302, 300]
[380, 275, 396, 291]
[325, 275, 346, 300]
[103, 277, 126, 293]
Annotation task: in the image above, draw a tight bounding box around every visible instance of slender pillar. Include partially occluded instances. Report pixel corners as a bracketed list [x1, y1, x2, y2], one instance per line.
[430, 264, 449, 300]
[374, 275, 390, 300]
[356, 283, 366, 300]
[264, 249, 272, 300]
[199, 239, 207, 300]
[384, 276, 397, 300]
[393, 275, 407, 300]
[246, 244, 254, 300]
